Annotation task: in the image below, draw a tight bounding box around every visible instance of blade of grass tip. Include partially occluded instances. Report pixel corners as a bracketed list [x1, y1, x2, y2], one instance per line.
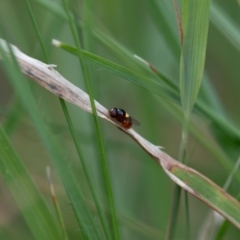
[0, 124, 61, 240]
[34, 0, 179, 97]
[25, 2, 109, 239]
[0, 33, 101, 239]
[52, 40, 180, 104]
[46, 167, 69, 240]
[133, 54, 179, 91]
[60, 1, 120, 239]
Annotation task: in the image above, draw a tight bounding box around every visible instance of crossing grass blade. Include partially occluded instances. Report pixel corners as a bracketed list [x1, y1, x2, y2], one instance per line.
[145, 0, 180, 57]
[0, 35, 102, 240]
[60, 0, 119, 238]
[168, 164, 240, 229]
[0, 125, 61, 240]
[210, 2, 240, 51]
[3, 99, 23, 135]
[53, 40, 240, 160]
[180, 0, 211, 117]
[52, 40, 178, 101]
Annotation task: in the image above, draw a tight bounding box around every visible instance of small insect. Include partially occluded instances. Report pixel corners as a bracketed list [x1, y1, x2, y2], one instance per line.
[109, 107, 140, 129]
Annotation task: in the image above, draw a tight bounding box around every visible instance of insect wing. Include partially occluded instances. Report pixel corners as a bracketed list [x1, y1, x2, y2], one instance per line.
[131, 117, 140, 126]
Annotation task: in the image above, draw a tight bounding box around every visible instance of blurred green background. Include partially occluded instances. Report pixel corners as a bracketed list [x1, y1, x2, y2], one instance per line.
[0, 0, 240, 239]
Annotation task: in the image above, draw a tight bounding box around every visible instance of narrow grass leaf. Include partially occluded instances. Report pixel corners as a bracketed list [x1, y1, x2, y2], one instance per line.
[168, 165, 240, 229]
[25, 2, 107, 238]
[60, 0, 119, 238]
[0, 125, 61, 240]
[0, 39, 102, 239]
[52, 40, 179, 102]
[180, 0, 211, 117]
[3, 99, 23, 135]
[210, 2, 240, 51]
[145, 0, 180, 57]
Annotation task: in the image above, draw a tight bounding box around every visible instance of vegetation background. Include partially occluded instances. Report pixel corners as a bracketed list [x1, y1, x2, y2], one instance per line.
[0, 0, 240, 239]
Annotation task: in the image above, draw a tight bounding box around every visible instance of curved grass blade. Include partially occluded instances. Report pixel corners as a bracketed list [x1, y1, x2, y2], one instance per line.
[0, 37, 102, 240]
[59, 0, 119, 238]
[52, 40, 179, 102]
[168, 164, 240, 229]
[25, 1, 108, 238]
[145, 0, 180, 58]
[0, 125, 61, 240]
[210, 2, 240, 52]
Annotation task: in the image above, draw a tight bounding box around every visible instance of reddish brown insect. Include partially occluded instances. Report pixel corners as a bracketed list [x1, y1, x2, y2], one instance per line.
[109, 108, 140, 129]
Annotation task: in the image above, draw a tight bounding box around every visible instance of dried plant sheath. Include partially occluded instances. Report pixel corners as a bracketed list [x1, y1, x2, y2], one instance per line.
[1, 39, 240, 229]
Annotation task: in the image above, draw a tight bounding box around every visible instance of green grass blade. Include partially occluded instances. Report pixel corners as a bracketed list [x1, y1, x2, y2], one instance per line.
[52, 40, 179, 101]
[33, 0, 67, 20]
[60, 1, 119, 239]
[3, 99, 23, 135]
[24, 2, 107, 238]
[25, 0, 49, 61]
[81, 1, 111, 238]
[169, 165, 240, 229]
[210, 2, 240, 51]
[165, 185, 181, 240]
[145, 0, 180, 58]
[180, 0, 211, 117]
[0, 125, 61, 240]
[0, 38, 102, 239]
[59, 99, 110, 240]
